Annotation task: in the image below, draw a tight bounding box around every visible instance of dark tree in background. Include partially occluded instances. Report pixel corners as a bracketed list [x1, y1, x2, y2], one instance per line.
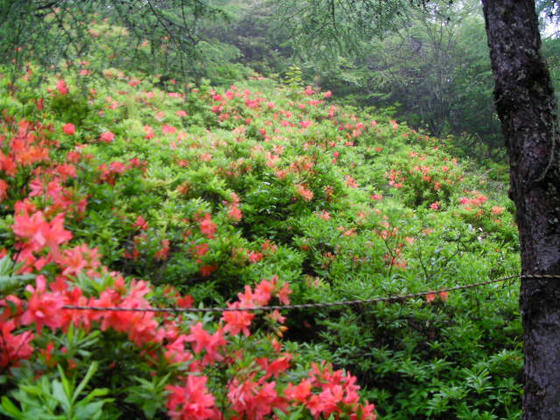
[481, 0, 560, 418]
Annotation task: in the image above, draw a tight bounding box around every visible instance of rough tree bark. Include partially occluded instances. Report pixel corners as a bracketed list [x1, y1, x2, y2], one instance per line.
[481, 1, 560, 418]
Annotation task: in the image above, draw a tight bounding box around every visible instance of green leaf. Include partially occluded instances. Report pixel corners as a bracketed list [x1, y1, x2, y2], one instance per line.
[73, 362, 98, 404]
[0, 255, 35, 293]
[57, 365, 74, 411]
[51, 380, 71, 412]
[80, 388, 110, 405]
[0, 397, 23, 419]
[75, 400, 112, 420]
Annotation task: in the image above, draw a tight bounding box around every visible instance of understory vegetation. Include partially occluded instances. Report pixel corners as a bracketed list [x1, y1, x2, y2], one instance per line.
[0, 4, 530, 420]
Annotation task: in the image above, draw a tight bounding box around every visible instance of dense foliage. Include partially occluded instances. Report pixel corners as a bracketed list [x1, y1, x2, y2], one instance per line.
[0, 17, 525, 418]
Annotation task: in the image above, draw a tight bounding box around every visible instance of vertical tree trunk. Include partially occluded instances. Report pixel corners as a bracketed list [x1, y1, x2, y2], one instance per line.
[481, 1, 560, 418]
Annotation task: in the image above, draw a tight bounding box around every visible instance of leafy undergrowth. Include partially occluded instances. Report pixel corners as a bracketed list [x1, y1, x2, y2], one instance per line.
[0, 58, 520, 418]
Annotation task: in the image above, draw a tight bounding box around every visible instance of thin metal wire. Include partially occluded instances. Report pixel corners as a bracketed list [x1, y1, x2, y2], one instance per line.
[60, 274, 560, 314]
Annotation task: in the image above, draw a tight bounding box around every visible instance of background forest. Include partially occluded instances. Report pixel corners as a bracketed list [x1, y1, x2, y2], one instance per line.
[4, 0, 560, 159]
[0, 0, 557, 419]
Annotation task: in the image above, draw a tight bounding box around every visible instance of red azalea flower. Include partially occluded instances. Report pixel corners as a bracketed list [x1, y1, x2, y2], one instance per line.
[99, 131, 115, 143]
[63, 123, 75, 135]
[199, 214, 217, 238]
[56, 79, 68, 95]
[166, 375, 217, 420]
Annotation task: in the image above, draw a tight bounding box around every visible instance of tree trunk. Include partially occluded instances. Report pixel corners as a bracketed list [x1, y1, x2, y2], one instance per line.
[481, 1, 560, 418]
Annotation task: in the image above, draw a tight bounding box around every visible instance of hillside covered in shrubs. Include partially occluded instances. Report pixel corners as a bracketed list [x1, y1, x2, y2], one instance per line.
[0, 22, 522, 420]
